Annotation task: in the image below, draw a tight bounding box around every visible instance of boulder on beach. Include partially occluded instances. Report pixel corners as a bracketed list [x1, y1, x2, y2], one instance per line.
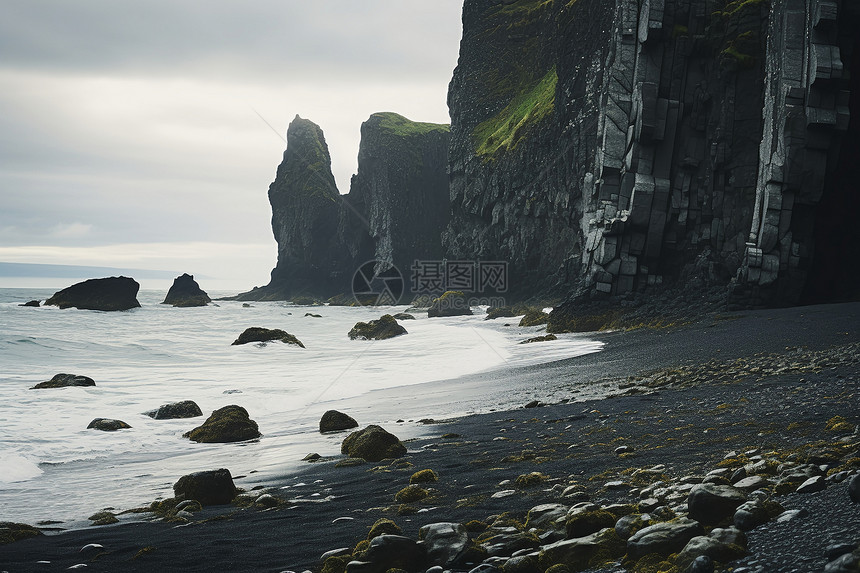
[162, 273, 211, 307]
[687, 483, 748, 525]
[341, 425, 407, 462]
[183, 405, 261, 443]
[44, 276, 141, 311]
[18, 300, 40, 308]
[319, 410, 359, 433]
[31, 373, 95, 389]
[0, 522, 43, 545]
[145, 400, 203, 420]
[173, 468, 237, 506]
[348, 314, 407, 340]
[87, 418, 131, 431]
[428, 291, 473, 318]
[231, 327, 305, 347]
[392, 312, 415, 320]
[519, 309, 549, 327]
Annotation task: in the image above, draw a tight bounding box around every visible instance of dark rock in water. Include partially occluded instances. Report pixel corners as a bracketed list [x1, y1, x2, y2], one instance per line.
[521, 334, 557, 344]
[31, 373, 95, 389]
[45, 277, 140, 311]
[341, 425, 407, 462]
[162, 273, 211, 307]
[173, 468, 237, 506]
[519, 309, 549, 327]
[0, 522, 43, 544]
[319, 410, 359, 433]
[304, 312, 322, 318]
[348, 314, 407, 340]
[687, 483, 748, 525]
[428, 291, 472, 318]
[183, 405, 261, 443]
[392, 312, 415, 320]
[87, 418, 131, 431]
[231, 327, 304, 347]
[346, 534, 427, 573]
[19, 300, 40, 307]
[146, 400, 203, 420]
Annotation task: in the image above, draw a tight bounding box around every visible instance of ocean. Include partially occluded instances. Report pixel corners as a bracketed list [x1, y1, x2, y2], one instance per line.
[0, 288, 603, 527]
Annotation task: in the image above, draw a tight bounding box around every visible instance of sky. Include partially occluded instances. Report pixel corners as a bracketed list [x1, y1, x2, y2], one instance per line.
[0, 1, 463, 291]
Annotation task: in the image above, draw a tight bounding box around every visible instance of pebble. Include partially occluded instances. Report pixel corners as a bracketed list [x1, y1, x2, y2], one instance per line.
[491, 490, 517, 499]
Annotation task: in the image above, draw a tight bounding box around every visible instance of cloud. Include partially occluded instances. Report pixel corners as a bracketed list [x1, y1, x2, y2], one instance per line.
[50, 222, 93, 239]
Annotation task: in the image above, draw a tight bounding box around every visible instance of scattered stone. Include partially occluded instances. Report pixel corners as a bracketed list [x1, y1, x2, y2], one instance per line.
[341, 425, 407, 462]
[615, 513, 650, 540]
[255, 494, 278, 508]
[87, 418, 131, 431]
[824, 550, 860, 573]
[491, 490, 517, 499]
[0, 522, 43, 544]
[31, 373, 96, 389]
[525, 503, 567, 529]
[45, 277, 141, 311]
[303, 453, 322, 462]
[687, 483, 748, 525]
[538, 528, 625, 570]
[565, 508, 615, 538]
[419, 522, 470, 567]
[175, 500, 202, 512]
[849, 474, 860, 503]
[145, 400, 203, 420]
[776, 508, 809, 523]
[19, 300, 40, 307]
[173, 468, 237, 506]
[410, 469, 439, 484]
[520, 334, 557, 344]
[519, 310, 549, 327]
[524, 400, 541, 408]
[305, 313, 322, 318]
[183, 405, 261, 443]
[428, 291, 472, 318]
[627, 518, 704, 559]
[393, 313, 415, 320]
[348, 314, 407, 340]
[79, 543, 104, 559]
[346, 534, 427, 573]
[319, 410, 359, 433]
[614, 445, 634, 455]
[684, 555, 714, 573]
[162, 274, 211, 307]
[732, 475, 769, 491]
[796, 475, 826, 494]
[231, 328, 304, 347]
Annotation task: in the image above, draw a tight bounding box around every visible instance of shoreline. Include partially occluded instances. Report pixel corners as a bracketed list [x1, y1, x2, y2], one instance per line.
[2, 301, 858, 572]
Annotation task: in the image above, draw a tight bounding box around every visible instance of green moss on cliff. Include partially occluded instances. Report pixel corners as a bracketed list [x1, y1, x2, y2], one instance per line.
[473, 66, 557, 158]
[372, 112, 450, 138]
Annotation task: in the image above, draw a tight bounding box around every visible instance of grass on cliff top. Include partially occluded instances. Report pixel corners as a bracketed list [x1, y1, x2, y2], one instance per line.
[473, 66, 557, 159]
[371, 112, 449, 137]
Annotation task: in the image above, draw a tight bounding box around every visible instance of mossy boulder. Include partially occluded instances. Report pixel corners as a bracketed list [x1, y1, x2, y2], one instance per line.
[87, 418, 131, 431]
[410, 469, 439, 484]
[368, 518, 402, 540]
[394, 485, 429, 503]
[45, 276, 141, 311]
[0, 522, 43, 544]
[428, 291, 473, 318]
[173, 468, 237, 506]
[162, 273, 211, 307]
[320, 410, 359, 433]
[341, 425, 407, 462]
[183, 405, 261, 443]
[519, 309, 549, 327]
[348, 315, 407, 340]
[521, 334, 557, 344]
[231, 327, 304, 347]
[145, 400, 203, 420]
[565, 509, 616, 538]
[392, 312, 415, 320]
[31, 373, 95, 389]
[546, 305, 622, 334]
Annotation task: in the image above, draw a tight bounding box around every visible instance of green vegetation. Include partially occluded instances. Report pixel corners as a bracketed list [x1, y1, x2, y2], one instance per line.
[473, 67, 558, 158]
[409, 469, 439, 484]
[372, 112, 450, 137]
[717, 0, 769, 17]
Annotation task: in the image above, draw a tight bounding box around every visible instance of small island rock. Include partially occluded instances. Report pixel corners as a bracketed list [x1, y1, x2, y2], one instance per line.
[183, 405, 261, 443]
[348, 315, 407, 340]
[19, 300, 40, 307]
[31, 373, 95, 389]
[428, 291, 473, 318]
[44, 277, 141, 311]
[173, 468, 237, 506]
[87, 418, 131, 431]
[162, 274, 211, 307]
[341, 425, 407, 462]
[231, 327, 305, 347]
[320, 410, 359, 433]
[145, 400, 203, 420]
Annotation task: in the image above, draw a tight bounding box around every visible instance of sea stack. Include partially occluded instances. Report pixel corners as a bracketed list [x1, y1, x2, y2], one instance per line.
[162, 273, 211, 307]
[45, 277, 141, 311]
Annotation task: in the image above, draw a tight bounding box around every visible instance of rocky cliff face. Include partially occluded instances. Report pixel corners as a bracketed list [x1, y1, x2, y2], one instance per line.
[241, 113, 450, 301]
[445, 0, 859, 315]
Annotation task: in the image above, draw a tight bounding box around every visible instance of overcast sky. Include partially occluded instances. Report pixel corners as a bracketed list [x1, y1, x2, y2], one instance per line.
[0, 1, 463, 290]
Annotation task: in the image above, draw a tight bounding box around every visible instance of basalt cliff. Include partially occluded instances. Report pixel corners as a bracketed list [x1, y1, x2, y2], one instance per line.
[246, 0, 859, 317]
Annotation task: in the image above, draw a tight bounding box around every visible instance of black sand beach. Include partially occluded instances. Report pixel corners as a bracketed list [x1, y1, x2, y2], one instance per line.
[2, 302, 859, 572]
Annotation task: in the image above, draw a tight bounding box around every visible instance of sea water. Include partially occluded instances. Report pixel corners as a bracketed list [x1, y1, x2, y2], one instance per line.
[0, 288, 603, 526]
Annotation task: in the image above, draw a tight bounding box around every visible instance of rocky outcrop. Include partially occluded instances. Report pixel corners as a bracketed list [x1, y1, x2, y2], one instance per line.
[162, 274, 210, 307]
[183, 405, 261, 443]
[45, 277, 140, 311]
[428, 291, 473, 317]
[237, 112, 450, 302]
[231, 327, 304, 347]
[145, 400, 203, 420]
[319, 410, 359, 433]
[173, 469, 237, 506]
[341, 425, 407, 462]
[31, 373, 95, 389]
[347, 314, 407, 340]
[87, 418, 131, 431]
[444, 0, 859, 311]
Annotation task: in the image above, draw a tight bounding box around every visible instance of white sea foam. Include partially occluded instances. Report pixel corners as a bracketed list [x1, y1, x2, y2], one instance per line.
[0, 288, 603, 524]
